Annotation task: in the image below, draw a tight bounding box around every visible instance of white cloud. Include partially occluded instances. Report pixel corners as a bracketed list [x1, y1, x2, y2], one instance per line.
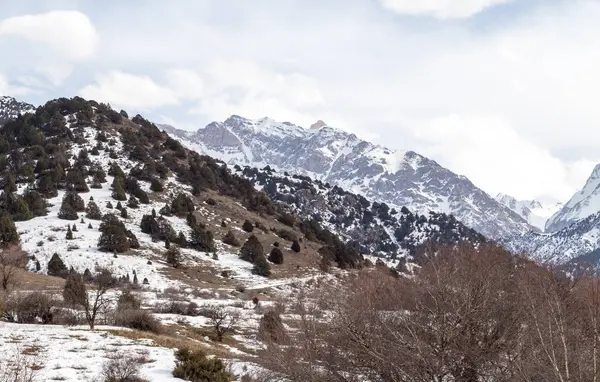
[188, 60, 326, 126]
[0, 11, 98, 60]
[79, 71, 179, 111]
[0, 73, 31, 96]
[379, 0, 514, 19]
[165, 69, 205, 100]
[413, 114, 598, 201]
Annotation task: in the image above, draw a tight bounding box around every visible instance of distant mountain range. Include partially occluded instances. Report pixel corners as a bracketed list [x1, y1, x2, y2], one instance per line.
[160, 116, 535, 240]
[495, 193, 562, 232]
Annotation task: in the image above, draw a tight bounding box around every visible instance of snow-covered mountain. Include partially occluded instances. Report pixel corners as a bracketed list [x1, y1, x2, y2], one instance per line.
[506, 210, 600, 265]
[160, 116, 535, 240]
[0, 96, 34, 126]
[495, 193, 562, 232]
[546, 164, 600, 232]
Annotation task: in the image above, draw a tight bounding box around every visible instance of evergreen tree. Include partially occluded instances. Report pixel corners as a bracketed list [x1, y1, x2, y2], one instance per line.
[252, 254, 271, 277]
[98, 214, 131, 253]
[0, 213, 19, 245]
[121, 208, 128, 219]
[83, 268, 93, 282]
[48, 253, 68, 278]
[150, 177, 164, 192]
[268, 247, 284, 264]
[111, 177, 127, 201]
[4, 172, 16, 193]
[177, 231, 187, 248]
[165, 238, 170, 249]
[85, 200, 102, 220]
[72, 224, 77, 232]
[63, 191, 85, 211]
[116, 201, 123, 210]
[240, 235, 264, 263]
[23, 189, 47, 217]
[133, 273, 139, 284]
[88, 223, 93, 229]
[166, 247, 182, 268]
[66, 225, 73, 240]
[58, 200, 78, 220]
[106, 201, 113, 209]
[189, 225, 215, 252]
[171, 193, 195, 215]
[151, 208, 156, 218]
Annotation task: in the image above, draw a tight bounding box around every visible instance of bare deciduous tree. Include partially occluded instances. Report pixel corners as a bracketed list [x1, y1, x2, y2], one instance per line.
[208, 306, 239, 342]
[63, 268, 116, 330]
[0, 245, 26, 295]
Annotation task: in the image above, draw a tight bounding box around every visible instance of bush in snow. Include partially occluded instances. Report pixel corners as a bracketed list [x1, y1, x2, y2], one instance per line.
[172, 348, 231, 382]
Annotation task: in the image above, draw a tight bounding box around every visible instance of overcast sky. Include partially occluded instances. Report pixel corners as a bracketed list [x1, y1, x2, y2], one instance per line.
[0, 0, 598, 203]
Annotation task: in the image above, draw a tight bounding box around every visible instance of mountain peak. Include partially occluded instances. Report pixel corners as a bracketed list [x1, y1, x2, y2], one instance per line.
[164, 114, 535, 239]
[546, 163, 600, 232]
[0, 95, 36, 126]
[310, 120, 327, 130]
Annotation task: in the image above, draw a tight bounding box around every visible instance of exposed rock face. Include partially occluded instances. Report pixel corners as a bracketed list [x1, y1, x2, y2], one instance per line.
[160, 116, 534, 239]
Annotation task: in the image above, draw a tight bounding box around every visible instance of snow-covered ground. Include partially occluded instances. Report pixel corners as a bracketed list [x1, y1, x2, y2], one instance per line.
[0, 323, 179, 382]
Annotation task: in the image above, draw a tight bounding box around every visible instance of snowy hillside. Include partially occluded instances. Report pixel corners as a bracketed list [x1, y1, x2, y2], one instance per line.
[237, 165, 486, 259]
[506, 210, 600, 265]
[160, 117, 535, 240]
[495, 193, 562, 232]
[546, 164, 600, 232]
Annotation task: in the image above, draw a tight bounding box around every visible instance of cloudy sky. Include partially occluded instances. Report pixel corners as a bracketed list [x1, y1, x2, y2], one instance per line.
[0, 0, 598, 203]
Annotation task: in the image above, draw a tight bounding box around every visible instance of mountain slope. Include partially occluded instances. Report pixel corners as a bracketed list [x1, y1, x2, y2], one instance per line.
[0, 96, 487, 278]
[160, 117, 534, 240]
[546, 164, 600, 232]
[495, 193, 562, 231]
[506, 210, 600, 264]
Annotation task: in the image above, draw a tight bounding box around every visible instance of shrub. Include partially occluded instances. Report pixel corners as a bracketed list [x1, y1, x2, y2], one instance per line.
[172, 348, 231, 382]
[258, 310, 289, 344]
[291, 240, 301, 253]
[222, 230, 240, 247]
[268, 247, 284, 264]
[114, 308, 162, 334]
[101, 351, 148, 382]
[278, 213, 295, 227]
[5, 291, 55, 324]
[242, 220, 254, 233]
[252, 254, 271, 277]
[150, 177, 164, 192]
[240, 235, 264, 263]
[117, 290, 141, 311]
